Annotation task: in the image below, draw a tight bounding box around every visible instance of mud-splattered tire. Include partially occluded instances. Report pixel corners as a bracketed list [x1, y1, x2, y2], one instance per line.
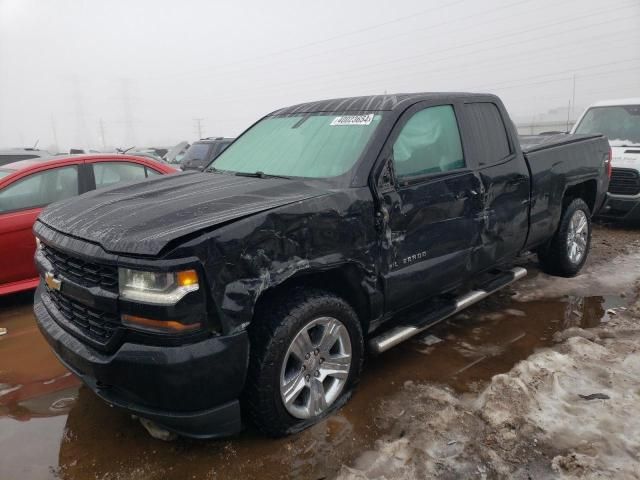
[538, 198, 591, 277]
[243, 288, 364, 437]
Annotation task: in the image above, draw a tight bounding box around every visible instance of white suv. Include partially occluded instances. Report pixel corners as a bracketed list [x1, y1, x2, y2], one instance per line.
[573, 98, 640, 222]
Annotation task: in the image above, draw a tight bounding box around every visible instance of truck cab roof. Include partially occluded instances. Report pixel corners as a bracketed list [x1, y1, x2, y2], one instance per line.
[271, 92, 498, 115]
[587, 98, 640, 108]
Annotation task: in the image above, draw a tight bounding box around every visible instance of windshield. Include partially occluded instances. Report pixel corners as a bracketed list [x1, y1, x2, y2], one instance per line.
[0, 154, 40, 166]
[574, 105, 640, 146]
[181, 143, 211, 163]
[211, 112, 383, 178]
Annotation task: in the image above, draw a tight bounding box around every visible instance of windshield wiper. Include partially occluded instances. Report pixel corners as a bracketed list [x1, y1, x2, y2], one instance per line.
[234, 171, 291, 180]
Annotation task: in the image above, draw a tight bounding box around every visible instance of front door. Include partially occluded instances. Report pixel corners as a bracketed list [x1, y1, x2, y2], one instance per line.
[0, 165, 80, 290]
[378, 103, 484, 313]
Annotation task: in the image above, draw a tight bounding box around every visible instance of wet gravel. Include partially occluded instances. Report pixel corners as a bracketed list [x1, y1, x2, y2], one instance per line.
[0, 222, 637, 480]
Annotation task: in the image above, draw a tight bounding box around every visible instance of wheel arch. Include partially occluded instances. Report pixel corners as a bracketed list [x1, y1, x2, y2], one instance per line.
[563, 179, 597, 213]
[252, 263, 378, 335]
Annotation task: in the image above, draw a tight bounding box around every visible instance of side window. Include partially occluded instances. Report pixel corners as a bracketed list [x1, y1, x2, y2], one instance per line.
[464, 103, 512, 166]
[93, 162, 147, 189]
[145, 167, 162, 177]
[392, 105, 464, 179]
[0, 166, 78, 213]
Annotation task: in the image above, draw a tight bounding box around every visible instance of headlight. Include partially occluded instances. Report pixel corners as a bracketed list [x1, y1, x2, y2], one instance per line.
[118, 268, 199, 305]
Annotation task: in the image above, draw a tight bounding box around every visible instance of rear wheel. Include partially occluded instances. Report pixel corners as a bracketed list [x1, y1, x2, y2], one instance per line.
[538, 198, 591, 277]
[244, 288, 363, 437]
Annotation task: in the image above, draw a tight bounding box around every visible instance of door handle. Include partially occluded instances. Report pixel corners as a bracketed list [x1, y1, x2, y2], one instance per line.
[455, 189, 480, 200]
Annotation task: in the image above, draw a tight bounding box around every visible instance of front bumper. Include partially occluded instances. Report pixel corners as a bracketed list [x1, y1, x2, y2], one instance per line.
[597, 193, 640, 221]
[34, 284, 250, 439]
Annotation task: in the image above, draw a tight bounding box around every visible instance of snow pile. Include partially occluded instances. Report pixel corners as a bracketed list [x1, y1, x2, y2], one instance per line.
[339, 303, 640, 479]
[513, 252, 640, 302]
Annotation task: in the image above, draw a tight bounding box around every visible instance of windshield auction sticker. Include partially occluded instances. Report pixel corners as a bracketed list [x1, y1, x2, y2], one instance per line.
[330, 114, 374, 126]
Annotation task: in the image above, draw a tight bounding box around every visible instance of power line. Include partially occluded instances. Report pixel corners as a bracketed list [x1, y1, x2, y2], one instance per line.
[251, 4, 640, 94]
[154, 0, 540, 82]
[470, 58, 640, 91]
[463, 65, 640, 100]
[150, 0, 638, 88]
[155, 0, 470, 79]
[169, 14, 640, 108]
[122, 22, 640, 115]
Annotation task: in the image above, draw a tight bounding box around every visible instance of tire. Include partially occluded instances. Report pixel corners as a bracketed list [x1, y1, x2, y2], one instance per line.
[243, 288, 364, 437]
[538, 198, 592, 277]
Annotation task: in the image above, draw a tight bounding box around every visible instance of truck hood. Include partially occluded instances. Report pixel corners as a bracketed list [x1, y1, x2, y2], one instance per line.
[611, 145, 640, 170]
[38, 172, 329, 256]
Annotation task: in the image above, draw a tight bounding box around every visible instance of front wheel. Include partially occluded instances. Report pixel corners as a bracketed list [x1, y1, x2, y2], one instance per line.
[243, 288, 364, 437]
[538, 198, 591, 277]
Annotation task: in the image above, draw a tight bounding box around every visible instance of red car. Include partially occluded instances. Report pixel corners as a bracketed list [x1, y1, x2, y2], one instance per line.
[0, 154, 177, 295]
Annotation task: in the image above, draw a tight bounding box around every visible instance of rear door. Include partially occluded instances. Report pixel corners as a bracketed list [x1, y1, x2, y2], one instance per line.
[378, 101, 484, 312]
[458, 101, 530, 271]
[0, 165, 80, 289]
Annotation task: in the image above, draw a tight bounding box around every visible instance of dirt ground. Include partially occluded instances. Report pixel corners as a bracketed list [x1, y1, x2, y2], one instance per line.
[0, 223, 639, 479]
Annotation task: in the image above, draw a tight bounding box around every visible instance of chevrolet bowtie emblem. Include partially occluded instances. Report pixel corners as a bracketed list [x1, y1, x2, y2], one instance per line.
[45, 272, 62, 291]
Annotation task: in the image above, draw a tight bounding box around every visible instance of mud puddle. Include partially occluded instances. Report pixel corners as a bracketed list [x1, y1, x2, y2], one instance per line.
[0, 283, 630, 480]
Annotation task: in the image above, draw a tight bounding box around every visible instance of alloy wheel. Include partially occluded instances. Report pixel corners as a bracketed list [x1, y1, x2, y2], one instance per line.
[567, 209, 588, 264]
[279, 316, 352, 419]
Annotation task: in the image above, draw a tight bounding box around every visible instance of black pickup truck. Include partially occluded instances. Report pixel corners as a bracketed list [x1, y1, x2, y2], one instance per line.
[33, 93, 610, 439]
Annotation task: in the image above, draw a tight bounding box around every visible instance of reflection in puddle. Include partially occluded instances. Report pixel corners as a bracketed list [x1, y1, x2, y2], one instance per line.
[0, 287, 631, 480]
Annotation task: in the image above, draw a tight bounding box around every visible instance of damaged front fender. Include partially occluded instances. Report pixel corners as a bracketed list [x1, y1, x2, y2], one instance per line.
[166, 188, 381, 334]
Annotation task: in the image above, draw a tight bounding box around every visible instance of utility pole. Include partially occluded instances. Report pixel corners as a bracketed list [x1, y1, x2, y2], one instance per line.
[50, 114, 59, 153]
[72, 76, 89, 148]
[193, 118, 204, 139]
[121, 78, 136, 146]
[99, 118, 107, 150]
[571, 74, 576, 123]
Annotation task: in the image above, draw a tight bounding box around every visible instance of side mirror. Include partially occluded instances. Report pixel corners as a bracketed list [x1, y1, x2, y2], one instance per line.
[377, 159, 395, 192]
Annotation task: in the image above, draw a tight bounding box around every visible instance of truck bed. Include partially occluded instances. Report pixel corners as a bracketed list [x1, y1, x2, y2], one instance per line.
[521, 133, 609, 250]
[519, 133, 603, 153]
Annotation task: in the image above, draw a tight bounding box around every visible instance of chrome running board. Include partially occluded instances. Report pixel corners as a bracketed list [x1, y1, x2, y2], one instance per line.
[369, 267, 527, 354]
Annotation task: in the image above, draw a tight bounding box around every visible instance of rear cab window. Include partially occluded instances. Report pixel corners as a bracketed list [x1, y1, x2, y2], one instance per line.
[463, 102, 513, 166]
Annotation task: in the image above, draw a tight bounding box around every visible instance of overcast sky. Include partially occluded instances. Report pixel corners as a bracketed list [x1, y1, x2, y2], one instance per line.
[1, 0, 638, 152]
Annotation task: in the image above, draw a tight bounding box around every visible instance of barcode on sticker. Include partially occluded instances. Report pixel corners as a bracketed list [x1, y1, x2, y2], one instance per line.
[330, 114, 374, 126]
